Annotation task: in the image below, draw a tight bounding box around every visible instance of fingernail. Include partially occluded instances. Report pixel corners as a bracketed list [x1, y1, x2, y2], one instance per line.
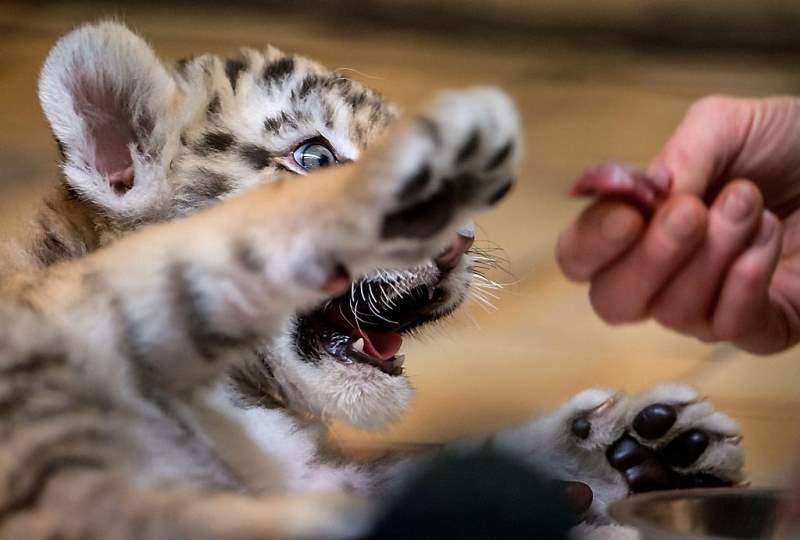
[662, 202, 701, 240]
[754, 211, 777, 246]
[721, 184, 755, 222]
[601, 209, 638, 241]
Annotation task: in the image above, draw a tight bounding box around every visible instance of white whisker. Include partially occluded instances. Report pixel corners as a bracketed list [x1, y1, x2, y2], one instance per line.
[333, 67, 386, 80]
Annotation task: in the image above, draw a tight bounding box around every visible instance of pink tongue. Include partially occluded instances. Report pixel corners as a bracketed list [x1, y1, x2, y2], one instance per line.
[351, 329, 403, 361]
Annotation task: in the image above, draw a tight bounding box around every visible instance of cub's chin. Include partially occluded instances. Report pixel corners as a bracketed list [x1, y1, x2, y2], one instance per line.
[279, 351, 415, 430]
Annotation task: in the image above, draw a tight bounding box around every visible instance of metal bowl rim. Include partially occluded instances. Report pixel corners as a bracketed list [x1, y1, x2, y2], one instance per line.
[609, 487, 786, 540]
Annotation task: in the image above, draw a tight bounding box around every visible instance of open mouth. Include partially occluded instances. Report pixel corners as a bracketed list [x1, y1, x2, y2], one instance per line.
[299, 281, 450, 377]
[295, 231, 476, 376]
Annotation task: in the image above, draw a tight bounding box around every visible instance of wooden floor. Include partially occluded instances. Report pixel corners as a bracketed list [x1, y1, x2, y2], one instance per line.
[3, 1, 800, 486]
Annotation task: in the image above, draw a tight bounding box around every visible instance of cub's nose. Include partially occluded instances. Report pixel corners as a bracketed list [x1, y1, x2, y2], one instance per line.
[435, 225, 475, 271]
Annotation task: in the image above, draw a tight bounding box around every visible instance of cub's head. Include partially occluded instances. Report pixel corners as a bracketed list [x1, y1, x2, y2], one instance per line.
[39, 20, 394, 236]
[40, 22, 499, 429]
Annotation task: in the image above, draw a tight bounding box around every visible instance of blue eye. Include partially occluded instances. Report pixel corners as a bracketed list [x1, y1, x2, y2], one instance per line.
[293, 141, 336, 171]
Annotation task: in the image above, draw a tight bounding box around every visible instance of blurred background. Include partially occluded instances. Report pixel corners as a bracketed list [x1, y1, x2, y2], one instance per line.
[2, 0, 800, 486]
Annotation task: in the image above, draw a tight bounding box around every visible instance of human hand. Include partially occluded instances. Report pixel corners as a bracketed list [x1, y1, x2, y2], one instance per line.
[557, 95, 800, 354]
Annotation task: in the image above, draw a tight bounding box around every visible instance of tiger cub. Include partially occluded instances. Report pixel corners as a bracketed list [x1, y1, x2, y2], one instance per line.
[0, 22, 744, 539]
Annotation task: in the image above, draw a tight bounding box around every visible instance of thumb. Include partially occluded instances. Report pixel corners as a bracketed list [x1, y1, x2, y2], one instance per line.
[648, 96, 754, 198]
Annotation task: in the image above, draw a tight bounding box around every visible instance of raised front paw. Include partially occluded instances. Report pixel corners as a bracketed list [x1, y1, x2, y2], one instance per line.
[360, 88, 520, 267]
[553, 385, 744, 514]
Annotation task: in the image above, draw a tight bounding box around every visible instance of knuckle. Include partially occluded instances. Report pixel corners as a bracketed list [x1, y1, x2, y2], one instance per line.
[730, 262, 766, 288]
[589, 284, 642, 324]
[557, 257, 590, 283]
[555, 231, 591, 282]
[687, 95, 751, 139]
[670, 194, 708, 220]
[711, 321, 746, 342]
[652, 196, 707, 249]
[689, 94, 738, 117]
[653, 305, 700, 334]
[588, 286, 617, 322]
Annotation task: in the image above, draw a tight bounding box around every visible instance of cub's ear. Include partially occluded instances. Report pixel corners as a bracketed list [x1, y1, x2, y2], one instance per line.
[38, 21, 175, 218]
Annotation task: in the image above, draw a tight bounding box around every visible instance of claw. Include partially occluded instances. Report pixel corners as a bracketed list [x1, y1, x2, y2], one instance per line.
[724, 435, 743, 445]
[671, 396, 703, 409]
[589, 394, 619, 417]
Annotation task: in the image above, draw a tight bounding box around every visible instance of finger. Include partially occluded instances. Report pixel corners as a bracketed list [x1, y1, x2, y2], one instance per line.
[556, 200, 645, 282]
[648, 96, 754, 196]
[711, 211, 788, 354]
[650, 180, 764, 336]
[588, 195, 707, 323]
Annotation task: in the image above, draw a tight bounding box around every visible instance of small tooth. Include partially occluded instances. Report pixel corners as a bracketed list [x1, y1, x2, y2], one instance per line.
[394, 354, 405, 367]
[427, 286, 435, 300]
[352, 338, 364, 353]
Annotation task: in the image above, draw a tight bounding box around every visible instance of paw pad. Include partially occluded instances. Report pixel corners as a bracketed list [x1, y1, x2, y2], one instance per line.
[571, 417, 592, 440]
[606, 431, 729, 493]
[623, 460, 673, 493]
[379, 88, 519, 242]
[661, 429, 709, 468]
[606, 435, 652, 471]
[604, 399, 738, 494]
[632, 403, 677, 440]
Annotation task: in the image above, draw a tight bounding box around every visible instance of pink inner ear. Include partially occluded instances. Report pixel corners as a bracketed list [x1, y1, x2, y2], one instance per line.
[108, 166, 135, 194]
[72, 75, 139, 194]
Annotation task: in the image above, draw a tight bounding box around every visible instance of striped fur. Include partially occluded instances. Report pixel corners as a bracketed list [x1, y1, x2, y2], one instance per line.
[0, 21, 526, 539]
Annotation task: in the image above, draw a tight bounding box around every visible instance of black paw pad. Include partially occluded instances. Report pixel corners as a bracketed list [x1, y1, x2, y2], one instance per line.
[633, 403, 677, 440]
[487, 180, 514, 205]
[485, 140, 514, 172]
[571, 417, 591, 439]
[399, 164, 432, 201]
[606, 430, 729, 495]
[607, 435, 653, 471]
[382, 172, 489, 239]
[624, 460, 673, 493]
[418, 117, 442, 146]
[456, 130, 480, 163]
[661, 429, 710, 468]
[381, 182, 458, 239]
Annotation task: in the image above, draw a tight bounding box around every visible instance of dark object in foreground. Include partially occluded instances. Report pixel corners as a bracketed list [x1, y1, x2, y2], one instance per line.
[361, 450, 577, 539]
